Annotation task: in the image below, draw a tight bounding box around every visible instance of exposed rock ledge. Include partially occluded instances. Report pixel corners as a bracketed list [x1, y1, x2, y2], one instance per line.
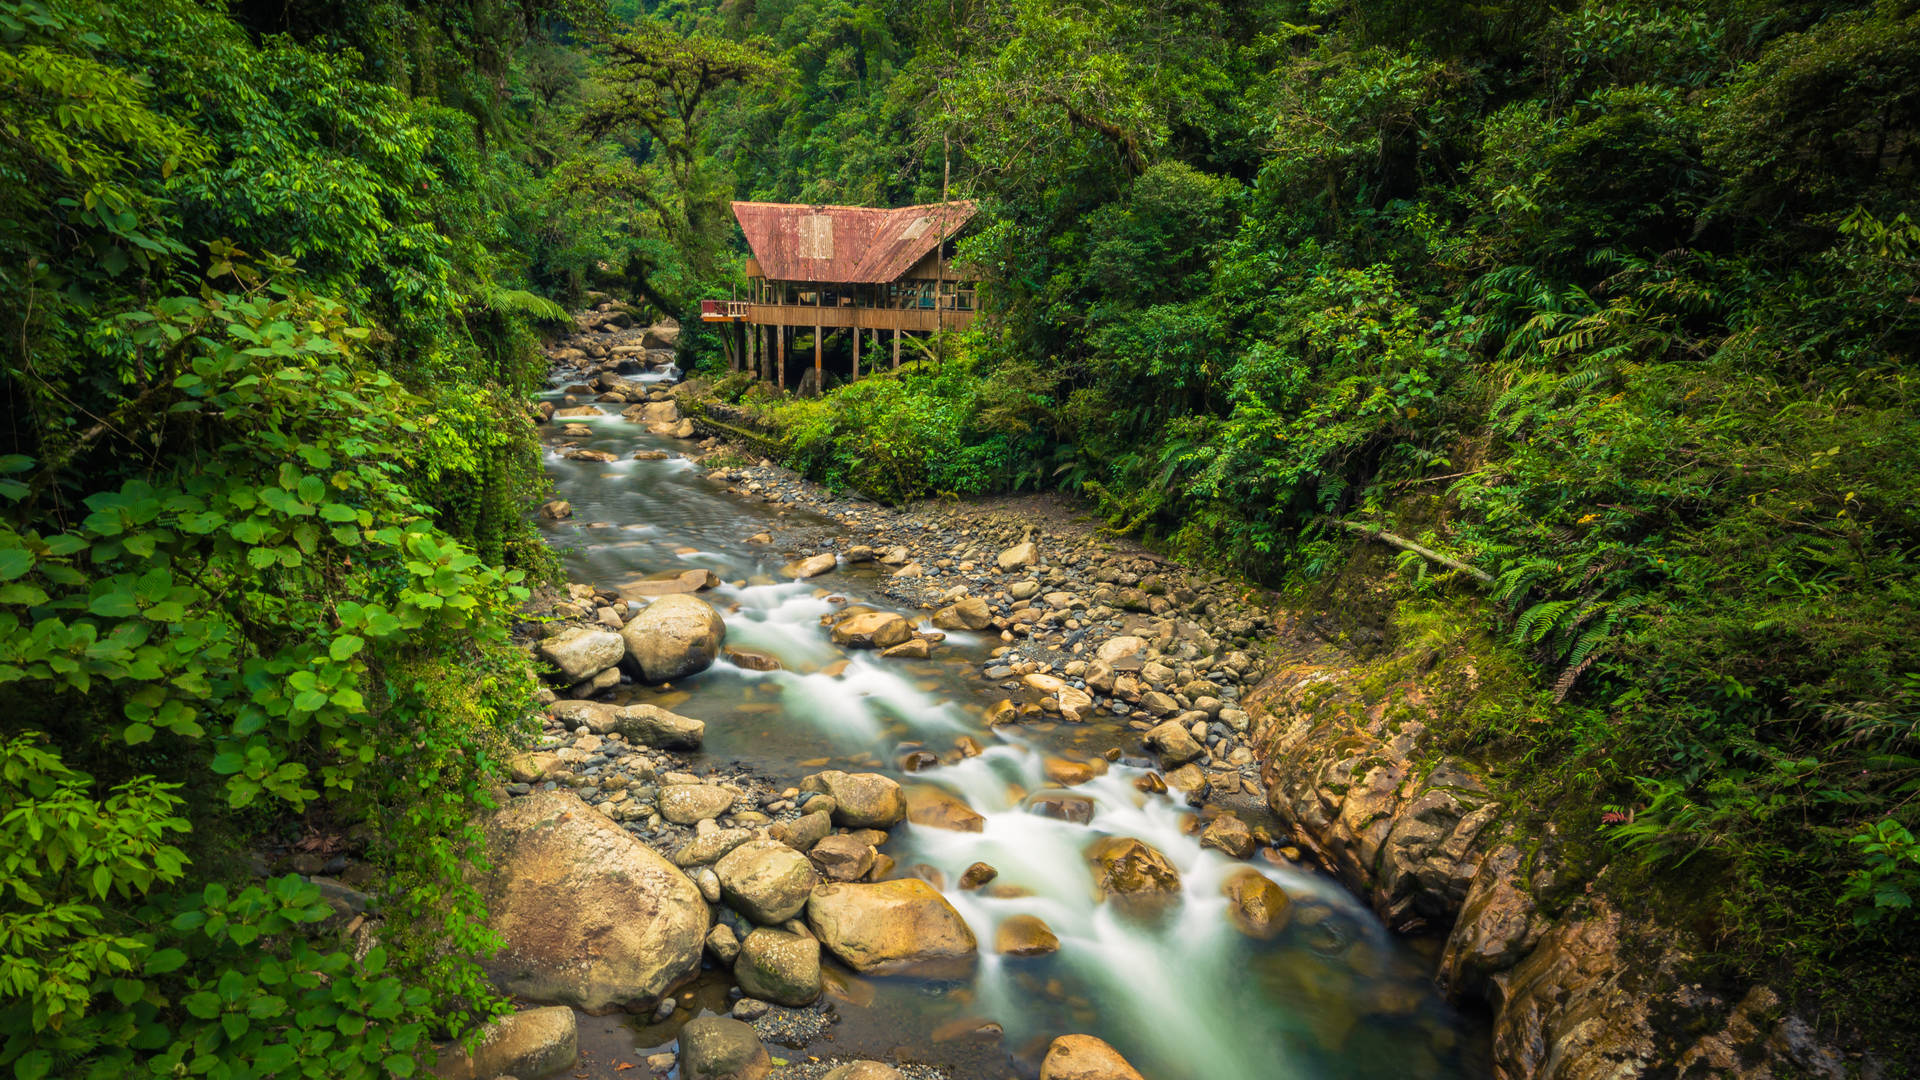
[1244, 624, 1855, 1080]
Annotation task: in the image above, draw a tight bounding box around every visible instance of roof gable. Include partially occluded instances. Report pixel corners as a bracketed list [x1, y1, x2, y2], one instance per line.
[731, 200, 976, 284]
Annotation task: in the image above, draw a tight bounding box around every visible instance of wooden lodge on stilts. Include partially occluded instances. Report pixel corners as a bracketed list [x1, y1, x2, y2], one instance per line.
[699, 200, 977, 393]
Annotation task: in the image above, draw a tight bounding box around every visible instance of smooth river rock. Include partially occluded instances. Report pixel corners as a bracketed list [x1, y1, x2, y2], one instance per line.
[821, 1064, 905, 1080]
[613, 703, 705, 749]
[536, 627, 624, 683]
[994, 914, 1060, 956]
[806, 879, 977, 976]
[931, 596, 992, 631]
[1221, 867, 1292, 939]
[906, 786, 986, 833]
[782, 552, 837, 579]
[734, 928, 823, 1006]
[678, 1016, 770, 1080]
[660, 783, 737, 824]
[479, 791, 707, 1012]
[429, 1005, 577, 1080]
[1143, 719, 1203, 766]
[829, 611, 915, 650]
[715, 839, 819, 924]
[621, 594, 726, 683]
[800, 770, 907, 828]
[1039, 1034, 1145, 1080]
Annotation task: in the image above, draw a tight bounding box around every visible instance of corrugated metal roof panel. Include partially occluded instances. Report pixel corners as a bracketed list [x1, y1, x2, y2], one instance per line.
[732, 199, 976, 284]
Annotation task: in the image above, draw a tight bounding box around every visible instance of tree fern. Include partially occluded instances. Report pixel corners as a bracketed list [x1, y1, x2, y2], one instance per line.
[474, 285, 571, 326]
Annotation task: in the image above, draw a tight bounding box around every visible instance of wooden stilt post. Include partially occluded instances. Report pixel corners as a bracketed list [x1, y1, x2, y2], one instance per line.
[892, 328, 901, 370]
[851, 323, 859, 381]
[777, 325, 786, 391]
[813, 321, 822, 390]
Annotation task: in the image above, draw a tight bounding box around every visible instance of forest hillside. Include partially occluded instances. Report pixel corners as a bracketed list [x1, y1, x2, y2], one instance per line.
[2, 0, 1917, 1075]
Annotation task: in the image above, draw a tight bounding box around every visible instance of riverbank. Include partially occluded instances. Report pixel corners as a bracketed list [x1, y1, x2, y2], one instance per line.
[484, 314, 1488, 1080]
[483, 306, 1859, 1080]
[652, 373, 1870, 1079]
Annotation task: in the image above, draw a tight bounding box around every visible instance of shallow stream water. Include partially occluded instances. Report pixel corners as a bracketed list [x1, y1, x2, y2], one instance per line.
[535, 384, 1489, 1080]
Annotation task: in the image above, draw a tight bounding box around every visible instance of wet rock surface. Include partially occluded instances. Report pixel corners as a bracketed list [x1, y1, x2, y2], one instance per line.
[478, 790, 707, 1013]
[1243, 627, 1852, 1080]
[511, 339, 1529, 1079]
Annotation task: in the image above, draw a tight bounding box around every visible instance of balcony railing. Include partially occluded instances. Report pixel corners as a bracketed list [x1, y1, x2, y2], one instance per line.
[699, 299, 751, 321]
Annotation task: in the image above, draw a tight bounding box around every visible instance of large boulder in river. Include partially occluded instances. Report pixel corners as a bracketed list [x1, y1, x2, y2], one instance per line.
[829, 611, 914, 650]
[1221, 868, 1292, 940]
[620, 594, 725, 683]
[799, 770, 906, 828]
[429, 1006, 576, 1080]
[479, 791, 707, 1012]
[1039, 1035, 1145, 1080]
[678, 1016, 769, 1080]
[536, 627, 624, 683]
[906, 786, 986, 833]
[1086, 836, 1183, 914]
[715, 839, 819, 924]
[806, 879, 977, 976]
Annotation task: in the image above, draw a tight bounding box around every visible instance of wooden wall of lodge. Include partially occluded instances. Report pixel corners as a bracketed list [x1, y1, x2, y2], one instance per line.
[741, 302, 975, 332]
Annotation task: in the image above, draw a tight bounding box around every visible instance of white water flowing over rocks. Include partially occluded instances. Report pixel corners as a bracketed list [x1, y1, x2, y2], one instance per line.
[521, 377, 1486, 1080]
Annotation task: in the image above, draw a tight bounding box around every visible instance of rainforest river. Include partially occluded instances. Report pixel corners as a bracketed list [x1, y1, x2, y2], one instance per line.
[533, 378, 1489, 1080]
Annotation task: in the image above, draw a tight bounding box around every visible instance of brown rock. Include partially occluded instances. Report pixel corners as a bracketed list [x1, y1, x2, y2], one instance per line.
[782, 553, 838, 579]
[1221, 868, 1292, 939]
[1200, 813, 1256, 858]
[1038, 1035, 1144, 1080]
[821, 1064, 904, 1080]
[880, 638, 932, 659]
[957, 862, 998, 890]
[478, 791, 706, 1012]
[830, 611, 914, 650]
[678, 1016, 769, 1080]
[906, 787, 986, 832]
[800, 770, 907, 828]
[428, 1006, 577, 1080]
[725, 646, 783, 671]
[809, 834, 877, 882]
[1043, 757, 1104, 786]
[1027, 792, 1096, 825]
[1143, 719, 1202, 765]
[621, 567, 719, 597]
[806, 879, 978, 976]
[620, 594, 726, 683]
[715, 840, 819, 925]
[994, 914, 1060, 957]
[1086, 836, 1182, 908]
[931, 596, 992, 631]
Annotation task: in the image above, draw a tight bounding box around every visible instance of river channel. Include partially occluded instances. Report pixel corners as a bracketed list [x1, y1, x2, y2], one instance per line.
[533, 377, 1490, 1080]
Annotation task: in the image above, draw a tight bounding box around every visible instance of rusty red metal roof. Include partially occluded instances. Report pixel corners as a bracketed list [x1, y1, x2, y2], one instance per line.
[731, 199, 977, 284]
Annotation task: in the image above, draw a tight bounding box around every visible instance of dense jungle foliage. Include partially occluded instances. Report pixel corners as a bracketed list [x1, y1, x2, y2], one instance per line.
[0, 0, 620, 1074]
[5, 0, 1920, 1072]
[659, 0, 1920, 1054]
